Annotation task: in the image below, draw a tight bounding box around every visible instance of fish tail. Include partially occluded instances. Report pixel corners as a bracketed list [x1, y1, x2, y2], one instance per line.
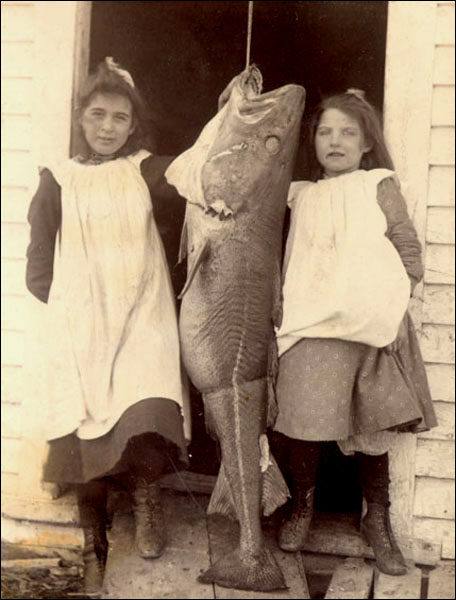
[198, 546, 287, 591]
[202, 378, 288, 591]
[207, 442, 289, 518]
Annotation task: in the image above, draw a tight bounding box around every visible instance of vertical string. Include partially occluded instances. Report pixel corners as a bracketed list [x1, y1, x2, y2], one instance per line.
[245, 1, 254, 69]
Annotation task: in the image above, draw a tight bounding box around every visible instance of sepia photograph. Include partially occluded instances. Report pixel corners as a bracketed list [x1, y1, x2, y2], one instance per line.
[1, 1, 454, 598]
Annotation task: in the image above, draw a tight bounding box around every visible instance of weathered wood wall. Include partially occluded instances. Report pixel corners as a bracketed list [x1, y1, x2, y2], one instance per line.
[1, 0, 454, 560]
[1, 0, 82, 503]
[1, 0, 37, 499]
[413, 0, 455, 560]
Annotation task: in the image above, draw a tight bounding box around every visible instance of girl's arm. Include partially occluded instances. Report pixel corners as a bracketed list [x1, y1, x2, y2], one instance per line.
[377, 177, 424, 294]
[140, 154, 179, 200]
[25, 169, 61, 303]
[140, 154, 187, 296]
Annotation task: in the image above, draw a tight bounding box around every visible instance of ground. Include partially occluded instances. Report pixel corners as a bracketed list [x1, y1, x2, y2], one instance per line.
[2, 488, 455, 599]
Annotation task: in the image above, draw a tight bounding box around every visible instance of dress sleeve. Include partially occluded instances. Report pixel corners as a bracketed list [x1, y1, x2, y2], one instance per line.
[377, 177, 424, 294]
[287, 181, 308, 207]
[25, 168, 62, 303]
[140, 154, 181, 200]
[140, 155, 187, 297]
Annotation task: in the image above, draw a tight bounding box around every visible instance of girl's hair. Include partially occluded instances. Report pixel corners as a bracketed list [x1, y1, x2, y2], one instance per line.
[73, 58, 152, 157]
[306, 90, 395, 181]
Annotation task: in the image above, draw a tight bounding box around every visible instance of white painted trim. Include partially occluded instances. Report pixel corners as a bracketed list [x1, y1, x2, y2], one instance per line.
[31, 1, 79, 175]
[383, 0, 437, 539]
[19, 1, 82, 498]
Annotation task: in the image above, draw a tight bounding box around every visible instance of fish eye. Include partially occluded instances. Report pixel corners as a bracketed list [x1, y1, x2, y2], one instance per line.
[265, 135, 280, 154]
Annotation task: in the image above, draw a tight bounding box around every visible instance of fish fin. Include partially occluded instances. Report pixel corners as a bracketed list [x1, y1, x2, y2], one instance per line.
[207, 462, 237, 519]
[178, 239, 210, 300]
[262, 454, 290, 517]
[205, 199, 234, 219]
[178, 218, 188, 264]
[271, 259, 283, 328]
[208, 442, 289, 519]
[198, 547, 286, 591]
[267, 337, 280, 427]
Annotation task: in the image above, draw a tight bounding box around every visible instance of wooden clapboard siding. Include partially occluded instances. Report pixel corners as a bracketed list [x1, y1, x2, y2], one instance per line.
[1, 436, 22, 474]
[435, 3, 455, 46]
[383, 0, 437, 541]
[429, 127, 455, 166]
[1, 1, 85, 509]
[428, 166, 455, 206]
[2, 114, 33, 150]
[427, 207, 455, 244]
[423, 285, 455, 325]
[421, 324, 454, 367]
[415, 439, 455, 479]
[1, 365, 24, 405]
[1, 402, 22, 440]
[1, 150, 34, 187]
[425, 244, 455, 284]
[1, 294, 26, 330]
[414, 517, 455, 560]
[419, 401, 455, 441]
[0, 41, 34, 78]
[433, 46, 455, 86]
[425, 364, 455, 403]
[1, 222, 29, 259]
[432, 87, 455, 127]
[414, 477, 455, 520]
[411, 0, 455, 560]
[1, 259, 27, 296]
[1, 187, 31, 223]
[1, 2, 35, 496]
[1, 78, 33, 114]
[1, 472, 19, 496]
[0, 3, 35, 40]
[1, 330, 25, 367]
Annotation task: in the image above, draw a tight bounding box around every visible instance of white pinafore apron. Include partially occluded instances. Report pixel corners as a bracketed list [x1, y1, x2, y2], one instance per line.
[276, 169, 411, 356]
[44, 150, 190, 441]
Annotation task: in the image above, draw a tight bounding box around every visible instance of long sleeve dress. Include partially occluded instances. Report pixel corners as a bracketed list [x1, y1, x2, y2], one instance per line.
[273, 170, 437, 450]
[26, 150, 190, 484]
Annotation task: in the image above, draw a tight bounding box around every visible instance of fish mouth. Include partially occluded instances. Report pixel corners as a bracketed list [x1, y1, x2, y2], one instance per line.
[240, 65, 263, 97]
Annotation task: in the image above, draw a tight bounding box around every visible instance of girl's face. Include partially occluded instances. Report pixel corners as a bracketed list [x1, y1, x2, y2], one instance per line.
[80, 93, 135, 156]
[315, 108, 371, 177]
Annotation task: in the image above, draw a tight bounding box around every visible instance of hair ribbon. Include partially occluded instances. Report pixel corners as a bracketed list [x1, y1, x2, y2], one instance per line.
[105, 57, 135, 88]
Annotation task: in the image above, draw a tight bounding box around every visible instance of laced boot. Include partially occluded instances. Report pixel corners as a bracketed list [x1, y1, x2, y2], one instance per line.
[131, 478, 166, 558]
[361, 502, 407, 576]
[278, 486, 315, 552]
[82, 524, 108, 596]
[386, 509, 407, 566]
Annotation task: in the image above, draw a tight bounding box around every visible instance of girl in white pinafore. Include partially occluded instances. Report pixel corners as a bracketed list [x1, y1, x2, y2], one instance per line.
[272, 90, 437, 576]
[25, 59, 190, 594]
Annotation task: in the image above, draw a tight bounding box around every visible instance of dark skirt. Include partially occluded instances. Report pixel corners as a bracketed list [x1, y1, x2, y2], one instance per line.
[43, 398, 189, 484]
[273, 312, 438, 441]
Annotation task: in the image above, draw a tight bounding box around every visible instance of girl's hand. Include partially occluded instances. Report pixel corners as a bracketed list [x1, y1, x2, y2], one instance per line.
[384, 319, 408, 355]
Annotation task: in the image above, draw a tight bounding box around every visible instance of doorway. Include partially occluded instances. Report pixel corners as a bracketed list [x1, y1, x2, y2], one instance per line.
[88, 0, 389, 512]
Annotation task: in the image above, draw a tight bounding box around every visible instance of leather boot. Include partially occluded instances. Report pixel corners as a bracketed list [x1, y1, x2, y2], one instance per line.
[82, 524, 108, 595]
[386, 509, 407, 566]
[131, 478, 166, 558]
[278, 486, 315, 552]
[361, 503, 407, 575]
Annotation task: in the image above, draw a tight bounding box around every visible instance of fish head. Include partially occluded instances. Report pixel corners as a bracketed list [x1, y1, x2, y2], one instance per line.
[203, 67, 306, 217]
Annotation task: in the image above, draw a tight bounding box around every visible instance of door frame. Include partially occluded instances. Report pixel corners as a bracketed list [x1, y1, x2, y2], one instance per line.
[64, 0, 437, 544]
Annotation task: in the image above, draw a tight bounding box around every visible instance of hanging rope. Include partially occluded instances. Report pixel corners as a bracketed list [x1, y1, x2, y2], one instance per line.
[245, 1, 254, 69]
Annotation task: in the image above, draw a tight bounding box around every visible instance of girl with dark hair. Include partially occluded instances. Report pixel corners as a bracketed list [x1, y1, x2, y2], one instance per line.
[25, 58, 190, 594]
[272, 90, 437, 575]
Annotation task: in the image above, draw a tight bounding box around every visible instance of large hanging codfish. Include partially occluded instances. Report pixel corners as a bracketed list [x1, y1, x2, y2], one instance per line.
[166, 66, 305, 592]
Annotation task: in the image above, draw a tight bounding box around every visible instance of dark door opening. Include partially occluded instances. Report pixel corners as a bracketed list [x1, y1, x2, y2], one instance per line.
[89, 0, 388, 514]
